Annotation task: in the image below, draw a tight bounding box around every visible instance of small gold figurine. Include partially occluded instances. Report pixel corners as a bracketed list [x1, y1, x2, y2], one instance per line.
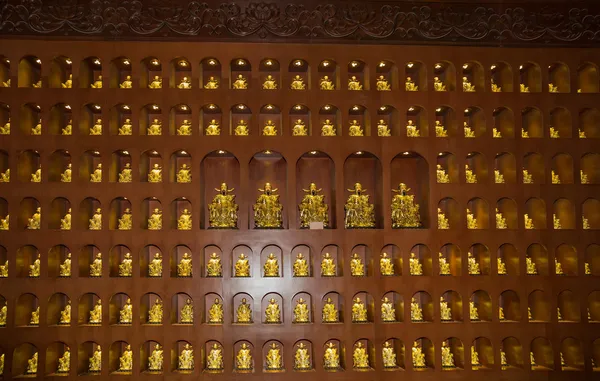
[262, 75, 277, 90]
[549, 83, 559, 93]
[59, 253, 71, 277]
[0, 215, 7, 231]
[293, 253, 309, 277]
[495, 169, 505, 184]
[321, 118, 336, 136]
[207, 343, 224, 371]
[293, 298, 310, 323]
[0, 303, 7, 324]
[177, 252, 192, 277]
[206, 252, 222, 277]
[118, 298, 133, 324]
[406, 77, 418, 91]
[89, 208, 102, 230]
[178, 76, 191, 89]
[91, 75, 103, 89]
[471, 346, 481, 369]
[32, 80, 42, 88]
[177, 119, 192, 136]
[348, 75, 363, 90]
[118, 208, 132, 230]
[406, 119, 419, 137]
[324, 342, 340, 369]
[552, 170, 561, 184]
[59, 302, 71, 325]
[232, 74, 248, 89]
[524, 213, 534, 229]
[554, 213, 562, 229]
[520, 83, 529, 93]
[468, 252, 481, 275]
[90, 163, 102, 182]
[176, 164, 191, 183]
[236, 298, 252, 323]
[467, 208, 478, 229]
[322, 297, 339, 323]
[348, 119, 364, 136]
[299, 182, 329, 228]
[117, 344, 133, 373]
[290, 75, 305, 90]
[208, 298, 223, 324]
[555, 258, 564, 275]
[88, 300, 102, 324]
[526, 256, 538, 275]
[61, 74, 73, 88]
[147, 119, 162, 135]
[209, 183, 238, 228]
[350, 253, 365, 277]
[391, 183, 421, 228]
[434, 76, 446, 91]
[234, 119, 249, 135]
[149, 75, 162, 89]
[25, 352, 38, 374]
[177, 208, 192, 230]
[440, 297, 452, 321]
[498, 257, 507, 275]
[31, 119, 42, 135]
[148, 163, 162, 183]
[0, 118, 9, 135]
[435, 120, 448, 137]
[263, 253, 279, 277]
[411, 297, 423, 322]
[409, 253, 423, 276]
[464, 121, 475, 137]
[234, 253, 250, 277]
[380, 252, 395, 276]
[493, 127, 502, 138]
[500, 350, 508, 369]
[470, 301, 479, 321]
[147, 299, 163, 324]
[550, 126, 559, 138]
[262, 120, 277, 136]
[381, 297, 396, 322]
[439, 253, 451, 275]
[579, 128, 586, 138]
[320, 75, 335, 90]
[441, 342, 456, 368]
[120, 75, 132, 88]
[205, 119, 221, 136]
[253, 183, 283, 228]
[353, 342, 369, 369]
[178, 344, 194, 371]
[148, 253, 162, 277]
[61, 163, 72, 183]
[119, 119, 132, 135]
[292, 119, 307, 136]
[344, 183, 375, 228]
[377, 119, 391, 136]
[180, 298, 194, 323]
[90, 119, 102, 135]
[584, 217, 590, 230]
[321, 252, 336, 276]
[294, 343, 311, 370]
[204, 76, 219, 89]
[264, 298, 281, 323]
[437, 164, 449, 183]
[29, 253, 40, 278]
[581, 170, 589, 184]
[491, 79, 501, 92]
[521, 128, 529, 138]
[412, 342, 426, 368]
[62, 119, 72, 135]
[382, 341, 398, 368]
[463, 76, 475, 92]
[119, 163, 132, 183]
[118, 252, 133, 277]
[30, 306, 40, 325]
[376, 75, 391, 91]
[236, 343, 253, 371]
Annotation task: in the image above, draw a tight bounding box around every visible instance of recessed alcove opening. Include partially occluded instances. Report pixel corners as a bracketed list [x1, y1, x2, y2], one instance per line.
[79, 150, 101, 183]
[19, 103, 41, 135]
[548, 107, 571, 138]
[471, 290, 491, 322]
[0, 56, 9, 86]
[169, 104, 192, 136]
[589, 291, 600, 322]
[318, 104, 340, 136]
[469, 243, 491, 275]
[441, 290, 463, 322]
[261, 293, 284, 323]
[48, 245, 70, 278]
[548, 62, 570, 93]
[438, 198, 459, 229]
[109, 104, 132, 136]
[249, 150, 287, 229]
[47, 293, 70, 326]
[466, 152, 487, 183]
[521, 107, 543, 138]
[322, 339, 344, 369]
[558, 291, 580, 322]
[140, 150, 162, 183]
[494, 152, 516, 183]
[415, 337, 434, 369]
[553, 198, 575, 229]
[108, 341, 130, 374]
[410, 244, 432, 276]
[289, 104, 311, 136]
[353, 339, 374, 369]
[200, 150, 240, 229]
[551, 153, 574, 184]
[405, 61, 425, 91]
[493, 107, 514, 138]
[496, 198, 518, 229]
[110, 150, 132, 182]
[413, 291, 433, 322]
[502, 337, 523, 369]
[233, 293, 254, 324]
[580, 108, 600, 138]
[444, 337, 464, 370]
[45, 342, 69, 375]
[405, 105, 426, 137]
[375, 60, 396, 90]
[523, 153, 545, 184]
[390, 152, 429, 228]
[464, 106, 485, 137]
[140, 245, 162, 278]
[519, 62, 542, 92]
[78, 341, 100, 375]
[259, 104, 281, 136]
[467, 199, 490, 230]
[577, 62, 598, 93]
[200, 103, 222, 136]
[527, 243, 549, 275]
[0, 103, 9, 131]
[435, 106, 457, 137]
[140, 104, 162, 136]
[48, 150, 70, 183]
[49, 197, 70, 230]
[140, 293, 162, 325]
[586, 245, 600, 276]
[141, 197, 162, 230]
[295, 151, 335, 228]
[233, 340, 255, 371]
[79, 103, 101, 135]
[322, 292, 344, 323]
[201, 57, 221, 89]
[230, 58, 251, 89]
[12, 343, 38, 377]
[170, 245, 191, 278]
[348, 60, 368, 90]
[171, 340, 193, 372]
[436, 152, 458, 184]
[18, 55, 41, 88]
[142, 57, 162, 88]
[561, 338, 584, 371]
[382, 291, 403, 322]
[433, 61, 456, 91]
[351, 245, 372, 276]
[78, 245, 101, 278]
[581, 153, 600, 183]
[170, 150, 192, 183]
[18, 197, 40, 230]
[232, 245, 252, 277]
[462, 61, 484, 91]
[110, 56, 132, 88]
[170, 57, 191, 89]
[0, 198, 6, 226]
[556, 244, 577, 276]
[289, 59, 309, 90]
[292, 340, 315, 369]
[380, 244, 401, 276]
[80, 57, 102, 88]
[491, 62, 513, 91]
[318, 59, 338, 89]
[171, 292, 193, 324]
[0, 149, 7, 179]
[439, 244, 461, 276]
[15, 293, 38, 326]
[77, 293, 100, 326]
[528, 290, 550, 322]
[259, 58, 280, 89]
[472, 337, 494, 369]
[108, 293, 131, 326]
[49, 103, 72, 135]
[531, 337, 554, 370]
[170, 198, 192, 230]
[499, 290, 521, 321]
[203, 293, 223, 324]
[583, 199, 600, 229]
[204, 245, 223, 277]
[109, 245, 131, 277]
[49, 56, 72, 88]
[16, 245, 39, 278]
[231, 103, 252, 135]
[290, 245, 311, 277]
[260, 245, 283, 278]
[343, 152, 383, 228]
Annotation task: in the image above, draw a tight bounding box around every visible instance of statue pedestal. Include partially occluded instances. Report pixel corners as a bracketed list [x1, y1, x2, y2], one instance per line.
[205, 367, 224, 373]
[235, 367, 253, 373]
[177, 368, 193, 374]
[112, 370, 132, 375]
[293, 366, 312, 371]
[265, 367, 284, 372]
[264, 320, 282, 324]
[383, 365, 399, 370]
[352, 320, 369, 324]
[145, 369, 162, 375]
[382, 319, 397, 323]
[324, 366, 342, 372]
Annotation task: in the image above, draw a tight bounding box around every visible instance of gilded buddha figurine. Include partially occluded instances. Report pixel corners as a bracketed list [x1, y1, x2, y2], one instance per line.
[550, 126, 560, 138]
[435, 120, 448, 137]
[467, 252, 481, 275]
[411, 297, 423, 322]
[293, 253, 309, 277]
[552, 170, 561, 184]
[178, 76, 192, 89]
[406, 76, 418, 91]
[350, 253, 365, 277]
[89, 208, 102, 230]
[319, 75, 335, 90]
[464, 121, 475, 138]
[59, 253, 72, 277]
[175, 163, 192, 183]
[148, 119, 162, 135]
[119, 118, 132, 135]
[205, 76, 219, 89]
[344, 183, 375, 228]
[262, 75, 277, 90]
[0, 118, 9, 135]
[382, 341, 398, 368]
[434, 76, 446, 91]
[376, 75, 391, 91]
[30, 306, 40, 325]
[555, 258, 564, 275]
[253, 183, 283, 228]
[265, 298, 281, 324]
[117, 345, 133, 373]
[26, 352, 38, 374]
[463, 76, 475, 92]
[207, 343, 224, 371]
[149, 75, 162, 89]
[27, 207, 41, 229]
[406, 119, 419, 137]
[290, 75, 305, 90]
[526, 256, 537, 275]
[59, 301, 71, 325]
[148, 299, 163, 324]
[234, 119, 249, 135]
[148, 163, 162, 183]
[491, 79, 501, 92]
[380, 252, 395, 275]
[0, 168, 8, 183]
[391, 183, 421, 228]
[348, 75, 363, 90]
[90, 163, 102, 182]
[177, 252, 192, 277]
[177, 119, 192, 136]
[61, 74, 72, 88]
[493, 127, 502, 138]
[467, 208, 478, 229]
[31, 118, 42, 135]
[465, 164, 477, 183]
[120, 75, 132, 88]
[439, 253, 451, 275]
[209, 182, 238, 228]
[180, 298, 194, 324]
[441, 342, 456, 368]
[33, 80, 42, 88]
[471, 346, 481, 369]
[496, 208, 507, 229]
[322, 297, 339, 323]
[524, 214, 534, 229]
[0, 215, 7, 231]
[91, 75, 103, 89]
[89, 300, 102, 324]
[377, 119, 391, 136]
[321, 118, 336, 136]
[1, 78, 9, 87]
[440, 297, 452, 321]
[497, 257, 507, 275]
[409, 253, 423, 275]
[88, 346, 102, 373]
[294, 343, 311, 370]
[233, 74, 248, 89]
[0, 303, 6, 325]
[293, 298, 310, 323]
[470, 301, 479, 321]
[208, 298, 223, 324]
[178, 344, 194, 371]
[381, 297, 396, 322]
[348, 119, 364, 136]
[31, 167, 42, 183]
[29, 253, 41, 277]
[321, 252, 336, 276]
[324, 342, 340, 369]
[118, 163, 132, 183]
[148, 208, 162, 230]
[236, 343, 253, 371]
[118, 208, 132, 230]
[262, 120, 277, 136]
[264, 253, 279, 277]
[206, 252, 222, 277]
[236, 298, 252, 323]
[90, 119, 102, 135]
[234, 253, 250, 277]
[89, 253, 103, 277]
[177, 208, 192, 230]
[62, 119, 72, 135]
[292, 119, 307, 136]
[299, 182, 329, 228]
[437, 164, 449, 183]
[61, 164, 72, 183]
[353, 342, 370, 369]
[119, 298, 133, 324]
[148, 253, 162, 277]
[412, 342, 426, 368]
[57, 347, 70, 373]
[205, 119, 220, 136]
[352, 297, 368, 322]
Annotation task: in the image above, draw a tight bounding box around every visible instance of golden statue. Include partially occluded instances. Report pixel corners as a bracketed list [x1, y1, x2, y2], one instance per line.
[499, 306, 505, 320]
[440, 297, 452, 321]
[149, 75, 162, 89]
[147, 119, 162, 135]
[412, 342, 426, 368]
[521, 128, 529, 138]
[25, 352, 38, 374]
[293, 253, 309, 277]
[205, 119, 220, 136]
[117, 208, 132, 230]
[584, 216, 591, 229]
[550, 126, 559, 138]
[467, 208, 478, 229]
[30, 306, 40, 325]
[382, 341, 397, 368]
[148, 163, 162, 183]
[319, 75, 335, 90]
[253, 183, 283, 228]
[31, 167, 41, 183]
[236, 343, 253, 371]
[89, 347, 102, 373]
[29, 253, 40, 278]
[557, 307, 563, 321]
[265, 342, 283, 371]
[27, 207, 41, 229]
[380, 252, 395, 275]
[57, 347, 70, 373]
[376, 75, 391, 91]
[117, 252, 133, 277]
[177, 119, 192, 136]
[0, 118, 9, 135]
[391, 183, 421, 228]
[89, 163, 102, 182]
[524, 214, 534, 229]
[434, 76, 446, 91]
[91, 75, 103, 89]
[236, 298, 252, 323]
[0, 303, 6, 325]
[1, 78, 9, 87]
[411, 297, 423, 322]
[208, 183, 238, 228]
[348, 75, 362, 90]
[344, 183, 375, 228]
[0, 216, 7, 231]
[498, 257, 507, 275]
[552, 170, 561, 184]
[262, 75, 277, 90]
[437, 164, 449, 183]
[208, 298, 223, 324]
[117, 344, 133, 373]
[61, 164, 72, 183]
[148, 253, 162, 277]
[89, 208, 102, 230]
[406, 76, 418, 91]
[262, 120, 277, 136]
[205, 76, 219, 89]
[471, 346, 481, 369]
[491, 79, 501, 92]
[177, 252, 192, 277]
[59, 301, 71, 325]
[351, 297, 368, 322]
[263, 253, 280, 277]
[298, 182, 329, 228]
[553, 214, 562, 229]
[61, 74, 73, 88]
[89, 300, 102, 324]
[177, 208, 192, 230]
[435, 120, 448, 137]
[120, 75, 132, 88]
[409, 253, 423, 275]
[353, 342, 369, 369]
[324, 342, 340, 369]
[206, 252, 222, 277]
[293, 298, 310, 323]
[290, 75, 305, 90]
[176, 163, 191, 183]
[234, 119, 249, 136]
[178, 76, 191, 89]
[180, 298, 194, 324]
[232, 74, 248, 89]
[441, 342, 455, 368]
[496, 208, 507, 229]
[59, 253, 71, 277]
[32, 80, 42, 88]
[465, 164, 477, 183]
[463, 76, 475, 92]
[439, 253, 451, 275]
[526, 256, 538, 275]
[406, 119, 419, 137]
[579, 128, 586, 138]
[467, 252, 481, 275]
[321, 118, 336, 136]
[89, 253, 102, 277]
[321, 252, 336, 276]
[148, 208, 162, 230]
[31, 119, 42, 135]
[555, 258, 564, 275]
[322, 297, 339, 323]
[118, 119, 132, 135]
[350, 253, 365, 277]
[500, 350, 508, 369]
[493, 127, 502, 138]
[265, 298, 281, 323]
[294, 343, 311, 370]
[178, 344, 194, 371]
[234, 253, 250, 277]
[207, 343, 224, 371]
[377, 119, 391, 137]
[119, 298, 133, 324]
[118, 163, 132, 182]
[530, 352, 537, 368]
[148, 299, 163, 324]
[348, 119, 364, 136]
[470, 301, 479, 321]
[549, 83, 559, 93]
[90, 119, 102, 135]
[292, 119, 307, 136]
[585, 262, 592, 275]
[381, 296, 396, 322]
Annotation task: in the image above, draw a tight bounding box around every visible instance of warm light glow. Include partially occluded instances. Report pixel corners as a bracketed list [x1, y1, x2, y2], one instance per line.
[208, 59, 216, 65]
[491, 65, 496, 70]
[310, 151, 318, 155]
[152, 105, 159, 110]
[65, 58, 72, 65]
[295, 105, 302, 110]
[208, 104, 216, 109]
[218, 150, 226, 154]
[464, 108, 470, 113]
[94, 105, 100, 110]
[322, 61, 330, 67]
[264, 150, 272, 154]
[123, 105, 130, 110]
[94, 59, 101, 65]
[151, 59, 159, 66]
[356, 151, 363, 155]
[152, 151, 158, 155]
[351, 61, 359, 67]
[380, 106, 386, 111]
[180, 105, 188, 111]
[352, 106, 359, 111]
[435, 63, 442, 69]
[65, 105, 71, 110]
[265, 60, 272, 66]
[294, 60, 303, 66]
[93, 151, 99, 155]
[266, 105, 273, 110]
[436, 108, 442, 113]
[180, 150, 187, 155]
[379, 62, 386, 67]
[181, 197, 186, 200]
[122, 151, 129, 155]
[324, 105, 331, 110]
[237, 59, 246, 66]
[179, 61, 188, 67]
[408, 107, 415, 112]
[519, 65, 523, 70]
[238, 105, 245, 110]
[403, 152, 410, 156]
[462, 63, 468, 69]
[123, 59, 130, 65]
[35, 58, 41, 64]
[4, 58, 9, 64]
[407, 62, 414, 68]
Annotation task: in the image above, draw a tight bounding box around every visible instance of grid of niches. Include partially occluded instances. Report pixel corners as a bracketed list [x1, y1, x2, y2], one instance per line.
[0, 40, 598, 378]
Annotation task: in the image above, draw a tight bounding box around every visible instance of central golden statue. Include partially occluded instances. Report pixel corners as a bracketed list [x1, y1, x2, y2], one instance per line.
[117, 344, 133, 373]
[180, 299, 194, 323]
[208, 298, 223, 324]
[264, 298, 281, 323]
[263, 253, 279, 277]
[294, 342, 311, 370]
[148, 299, 163, 324]
[293, 298, 310, 323]
[322, 297, 339, 323]
[177, 253, 192, 277]
[353, 342, 370, 369]
[350, 253, 365, 276]
[88, 346, 101, 373]
[208, 183, 238, 228]
[206, 252, 222, 277]
[344, 183, 375, 228]
[351, 297, 368, 322]
[147, 344, 163, 372]
[324, 342, 340, 369]
[236, 298, 252, 323]
[321, 252, 336, 276]
[234, 253, 250, 277]
[178, 344, 194, 371]
[391, 183, 421, 228]
[380, 252, 395, 275]
[236, 343, 252, 371]
[299, 182, 329, 228]
[253, 183, 283, 228]
[207, 343, 224, 371]
[148, 253, 162, 277]
[265, 342, 283, 371]
[293, 253, 309, 277]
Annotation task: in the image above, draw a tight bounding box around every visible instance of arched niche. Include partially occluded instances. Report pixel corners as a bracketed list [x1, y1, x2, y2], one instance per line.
[577, 62, 598, 93]
[320, 245, 342, 276]
[19, 103, 41, 135]
[525, 198, 547, 229]
[140, 150, 162, 183]
[0, 198, 6, 227]
[18, 55, 41, 88]
[588, 291, 600, 322]
[230, 58, 251, 89]
[291, 340, 314, 370]
[552, 153, 574, 184]
[464, 106, 485, 137]
[376, 59, 396, 89]
[48, 150, 71, 183]
[471, 290, 491, 322]
[289, 104, 311, 136]
[435, 106, 457, 137]
[296, 151, 335, 228]
[549, 107, 572, 138]
[140, 293, 162, 325]
[108, 341, 131, 374]
[347, 104, 370, 136]
[259, 58, 280, 89]
[558, 290, 580, 322]
[233, 340, 255, 372]
[472, 337, 493, 370]
[12, 343, 38, 377]
[347, 60, 368, 90]
[80, 56, 102, 88]
[170, 57, 191, 89]
[548, 62, 570, 93]
[351, 244, 372, 276]
[462, 61, 484, 91]
[78, 245, 101, 278]
[351, 339, 374, 370]
[204, 245, 223, 277]
[139, 104, 162, 136]
[79, 197, 101, 230]
[232, 293, 254, 324]
[466, 152, 487, 183]
[581, 153, 600, 184]
[437, 152, 459, 183]
[318, 104, 341, 136]
[199, 150, 240, 229]
[109, 245, 132, 277]
[410, 244, 432, 276]
[494, 152, 516, 184]
[0, 103, 8, 133]
[199, 104, 221, 135]
[49, 197, 70, 230]
[108, 293, 131, 326]
[443, 337, 464, 370]
[531, 337, 553, 370]
[528, 290, 550, 322]
[433, 61, 456, 91]
[249, 150, 287, 228]
[521, 107, 543, 138]
[77, 293, 100, 326]
[169, 150, 192, 184]
[496, 198, 518, 229]
[259, 104, 281, 136]
[170, 197, 192, 230]
[262, 293, 284, 323]
[317, 59, 339, 90]
[169, 104, 192, 136]
[527, 243, 549, 275]
[200, 57, 221, 89]
[405, 105, 427, 137]
[438, 198, 460, 229]
[78, 341, 100, 375]
[553, 198, 575, 229]
[0, 150, 7, 181]
[291, 245, 311, 276]
[0, 245, 6, 275]
[351, 291, 374, 322]
[109, 197, 131, 231]
[391, 152, 429, 227]
[493, 107, 514, 138]
[441, 290, 463, 322]
[79, 150, 101, 183]
[490, 62, 513, 92]
[0, 56, 10, 86]
[15, 293, 39, 326]
[79, 103, 102, 135]
[381, 244, 402, 276]
[288, 59, 310, 90]
[171, 340, 193, 372]
[48, 245, 70, 278]
[110, 56, 132, 88]
[585, 244, 600, 276]
[109, 103, 133, 136]
[556, 244, 577, 276]
[405, 61, 425, 91]
[414, 337, 434, 369]
[439, 244, 461, 276]
[322, 292, 344, 323]
[291, 292, 312, 323]
[230, 103, 252, 135]
[519, 62, 542, 92]
[260, 245, 282, 277]
[49, 103, 72, 135]
[108, 151, 132, 185]
[140, 245, 162, 277]
[579, 108, 600, 138]
[169, 245, 191, 278]
[19, 197, 40, 230]
[45, 341, 70, 375]
[499, 290, 521, 321]
[322, 339, 344, 370]
[17, 150, 40, 183]
[502, 337, 523, 369]
[141, 56, 162, 89]
[469, 244, 491, 275]
[412, 291, 433, 322]
[384, 338, 404, 369]
[204, 293, 223, 324]
[561, 338, 584, 371]
[16, 245, 39, 278]
[583, 198, 600, 229]
[382, 291, 403, 322]
[232, 245, 252, 277]
[467, 198, 490, 229]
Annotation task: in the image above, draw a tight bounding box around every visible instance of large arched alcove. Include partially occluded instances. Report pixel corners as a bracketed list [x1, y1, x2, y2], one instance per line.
[296, 151, 335, 228]
[249, 150, 286, 229]
[343, 151, 383, 228]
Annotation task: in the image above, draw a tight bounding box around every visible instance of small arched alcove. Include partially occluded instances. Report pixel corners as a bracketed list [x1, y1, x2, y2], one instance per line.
[521, 107, 543, 138]
[79, 103, 102, 135]
[260, 245, 283, 278]
[259, 104, 281, 136]
[49, 103, 72, 135]
[77, 293, 101, 326]
[18, 55, 41, 88]
[16, 245, 39, 278]
[412, 291, 433, 322]
[110, 56, 132, 88]
[405, 105, 426, 137]
[140, 150, 162, 183]
[469, 244, 491, 275]
[472, 337, 494, 370]
[49, 197, 70, 230]
[261, 293, 284, 324]
[230, 103, 252, 135]
[528, 290, 550, 322]
[0, 56, 10, 87]
[108, 293, 131, 326]
[289, 104, 311, 136]
[410, 244, 432, 276]
[437, 152, 458, 183]
[588, 291, 600, 322]
[77, 341, 101, 375]
[347, 104, 370, 136]
[579, 108, 600, 138]
[140, 293, 162, 325]
[12, 343, 38, 376]
[556, 244, 578, 276]
[552, 153, 574, 184]
[109, 103, 133, 136]
[502, 337, 523, 369]
[79, 150, 101, 183]
[493, 107, 514, 138]
[519, 62, 542, 92]
[548, 62, 570, 93]
[462, 61, 484, 91]
[109, 197, 131, 231]
[200, 150, 240, 229]
[259, 58, 280, 90]
[435, 106, 457, 137]
[414, 337, 434, 370]
[465, 152, 487, 183]
[141, 56, 162, 89]
[527, 243, 549, 276]
[347, 60, 368, 90]
[585, 244, 600, 276]
[577, 62, 599, 93]
[249, 150, 287, 229]
[201, 104, 222, 136]
[343, 152, 382, 228]
[494, 152, 516, 184]
[496, 198, 518, 229]
[583, 198, 600, 229]
[471, 290, 491, 322]
[109, 245, 132, 277]
[581, 153, 600, 184]
[232, 245, 252, 277]
[440, 290, 463, 322]
[170, 245, 191, 278]
[318, 104, 341, 136]
[230, 58, 251, 89]
[433, 61, 456, 91]
[140, 104, 162, 136]
[288, 59, 310, 90]
[558, 290, 580, 322]
[140, 245, 162, 278]
[15, 293, 39, 327]
[490, 62, 513, 92]
[80, 56, 102, 88]
[525, 198, 547, 229]
[317, 59, 339, 90]
[48, 245, 70, 278]
[463, 106, 485, 137]
[442, 337, 464, 370]
[561, 337, 584, 371]
[170, 197, 192, 230]
[203, 293, 223, 324]
[499, 290, 521, 321]
[549, 107, 572, 138]
[530, 337, 554, 370]
[45, 341, 70, 376]
[391, 151, 429, 228]
[169, 104, 192, 136]
[108, 341, 131, 374]
[467, 198, 490, 230]
[78, 245, 101, 278]
[322, 292, 344, 323]
[19, 103, 41, 135]
[201, 57, 221, 89]
[553, 198, 575, 229]
[439, 244, 461, 276]
[296, 151, 335, 229]
[381, 244, 402, 276]
[438, 198, 460, 229]
[405, 61, 425, 91]
[78, 197, 101, 231]
[170, 57, 191, 89]
[232, 293, 254, 324]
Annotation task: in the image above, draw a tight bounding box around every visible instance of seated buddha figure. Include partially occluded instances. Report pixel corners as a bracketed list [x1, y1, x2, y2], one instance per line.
[298, 182, 329, 228]
[344, 183, 375, 228]
[253, 183, 283, 228]
[208, 183, 238, 228]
